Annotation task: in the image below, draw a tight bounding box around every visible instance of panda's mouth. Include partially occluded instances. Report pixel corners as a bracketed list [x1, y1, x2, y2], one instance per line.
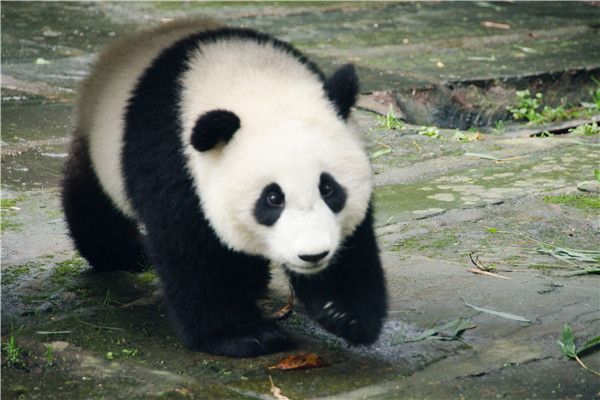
[284, 260, 329, 275]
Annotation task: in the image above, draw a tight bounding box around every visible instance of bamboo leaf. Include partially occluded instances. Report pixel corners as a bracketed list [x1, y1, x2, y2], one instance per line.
[577, 335, 600, 355]
[464, 302, 531, 323]
[558, 324, 577, 359]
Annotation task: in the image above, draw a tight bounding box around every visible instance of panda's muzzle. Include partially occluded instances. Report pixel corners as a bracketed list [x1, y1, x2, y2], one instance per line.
[298, 251, 329, 263]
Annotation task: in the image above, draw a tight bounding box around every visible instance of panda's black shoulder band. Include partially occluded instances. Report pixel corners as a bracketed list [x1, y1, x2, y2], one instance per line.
[191, 109, 240, 152]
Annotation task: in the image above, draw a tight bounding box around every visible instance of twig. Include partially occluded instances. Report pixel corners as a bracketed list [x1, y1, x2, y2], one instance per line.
[269, 375, 291, 400]
[469, 253, 510, 279]
[77, 320, 125, 331]
[574, 355, 600, 377]
[467, 268, 511, 280]
[36, 331, 72, 335]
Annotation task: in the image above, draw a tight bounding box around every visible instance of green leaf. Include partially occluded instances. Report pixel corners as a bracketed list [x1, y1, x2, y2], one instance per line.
[594, 169, 600, 183]
[370, 147, 392, 159]
[391, 318, 476, 344]
[558, 324, 577, 358]
[464, 302, 531, 323]
[537, 245, 600, 264]
[577, 335, 600, 355]
[418, 126, 440, 138]
[450, 318, 477, 337]
[486, 227, 497, 233]
[464, 152, 502, 161]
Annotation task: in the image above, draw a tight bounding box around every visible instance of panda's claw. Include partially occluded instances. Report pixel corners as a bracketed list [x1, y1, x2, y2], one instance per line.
[200, 324, 293, 357]
[312, 301, 381, 346]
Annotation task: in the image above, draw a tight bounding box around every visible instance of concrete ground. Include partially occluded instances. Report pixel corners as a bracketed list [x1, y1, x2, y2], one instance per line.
[2, 2, 599, 399]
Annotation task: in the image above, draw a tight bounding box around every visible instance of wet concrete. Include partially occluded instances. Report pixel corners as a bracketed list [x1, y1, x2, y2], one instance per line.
[2, 2, 600, 400]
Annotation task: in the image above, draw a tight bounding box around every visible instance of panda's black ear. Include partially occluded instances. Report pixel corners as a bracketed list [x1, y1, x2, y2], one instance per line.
[324, 64, 359, 120]
[191, 110, 240, 152]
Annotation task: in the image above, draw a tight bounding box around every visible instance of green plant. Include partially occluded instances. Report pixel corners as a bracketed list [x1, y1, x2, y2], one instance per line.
[509, 90, 542, 122]
[3, 336, 24, 368]
[377, 105, 404, 130]
[45, 345, 54, 369]
[508, 90, 571, 125]
[121, 348, 138, 357]
[418, 126, 440, 138]
[558, 324, 600, 377]
[582, 77, 600, 110]
[492, 119, 505, 134]
[569, 122, 599, 136]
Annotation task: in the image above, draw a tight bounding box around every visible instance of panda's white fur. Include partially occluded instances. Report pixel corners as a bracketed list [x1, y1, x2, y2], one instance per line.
[82, 19, 371, 274]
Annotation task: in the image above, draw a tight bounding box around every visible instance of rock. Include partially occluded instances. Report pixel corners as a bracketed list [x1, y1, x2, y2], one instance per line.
[577, 180, 600, 193]
[36, 302, 54, 314]
[413, 208, 445, 219]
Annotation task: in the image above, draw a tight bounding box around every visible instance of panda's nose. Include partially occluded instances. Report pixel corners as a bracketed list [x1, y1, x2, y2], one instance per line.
[298, 251, 329, 263]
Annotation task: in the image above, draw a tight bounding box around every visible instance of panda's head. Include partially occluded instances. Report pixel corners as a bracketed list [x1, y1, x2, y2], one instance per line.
[180, 56, 371, 275]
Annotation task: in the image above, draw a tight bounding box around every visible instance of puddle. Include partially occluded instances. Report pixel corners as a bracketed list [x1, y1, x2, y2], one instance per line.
[2, 144, 68, 190]
[1, 96, 73, 143]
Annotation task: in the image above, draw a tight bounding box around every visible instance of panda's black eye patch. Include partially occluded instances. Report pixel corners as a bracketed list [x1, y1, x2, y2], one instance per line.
[254, 183, 285, 226]
[320, 172, 346, 213]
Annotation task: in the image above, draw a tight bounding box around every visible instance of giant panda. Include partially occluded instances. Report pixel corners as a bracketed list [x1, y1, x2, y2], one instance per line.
[62, 17, 387, 357]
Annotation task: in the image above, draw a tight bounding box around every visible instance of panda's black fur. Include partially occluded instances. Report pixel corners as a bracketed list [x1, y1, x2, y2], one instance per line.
[62, 26, 387, 357]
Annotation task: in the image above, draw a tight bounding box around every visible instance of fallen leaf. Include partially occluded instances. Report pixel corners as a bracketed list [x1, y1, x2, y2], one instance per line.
[370, 146, 392, 159]
[392, 318, 476, 344]
[271, 293, 294, 320]
[464, 152, 502, 161]
[464, 301, 531, 323]
[269, 376, 290, 400]
[268, 353, 328, 371]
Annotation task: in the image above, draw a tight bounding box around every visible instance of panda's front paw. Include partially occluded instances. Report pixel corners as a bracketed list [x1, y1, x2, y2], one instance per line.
[200, 324, 293, 357]
[313, 300, 382, 345]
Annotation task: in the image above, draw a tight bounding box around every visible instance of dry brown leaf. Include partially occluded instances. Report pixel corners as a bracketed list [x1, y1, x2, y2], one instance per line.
[268, 353, 328, 371]
[271, 293, 294, 320]
[269, 375, 291, 400]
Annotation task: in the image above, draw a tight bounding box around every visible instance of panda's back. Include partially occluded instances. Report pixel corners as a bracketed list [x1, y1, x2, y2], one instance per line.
[78, 18, 223, 217]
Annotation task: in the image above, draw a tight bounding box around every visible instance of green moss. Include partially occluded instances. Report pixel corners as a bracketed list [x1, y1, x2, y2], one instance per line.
[0, 219, 23, 232]
[1, 199, 19, 208]
[1, 197, 24, 232]
[1, 262, 42, 285]
[392, 231, 459, 252]
[20, 293, 49, 305]
[543, 194, 600, 210]
[50, 258, 86, 286]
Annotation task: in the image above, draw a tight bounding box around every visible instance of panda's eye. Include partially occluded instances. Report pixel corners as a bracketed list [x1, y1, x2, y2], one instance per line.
[319, 172, 346, 213]
[266, 192, 284, 207]
[319, 181, 334, 198]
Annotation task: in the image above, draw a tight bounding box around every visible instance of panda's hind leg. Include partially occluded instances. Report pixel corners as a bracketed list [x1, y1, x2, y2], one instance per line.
[61, 135, 147, 272]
